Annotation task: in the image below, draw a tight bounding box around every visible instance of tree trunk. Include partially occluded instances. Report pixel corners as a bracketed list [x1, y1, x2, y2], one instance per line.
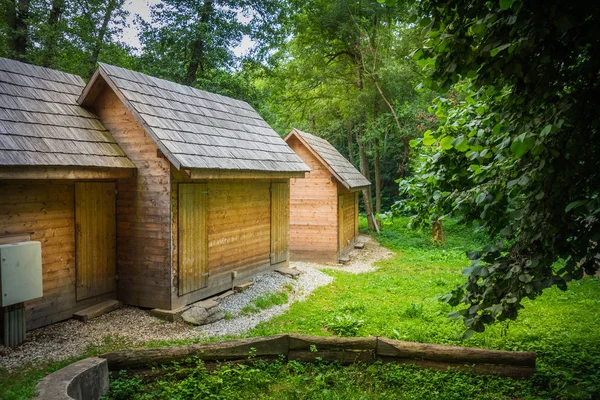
[356, 129, 379, 232]
[7, 0, 30, 60]
[346, 121, 354, 164]
[185, 0, 213, 86]
[432, 219, 446, 245]
[41, 0, 65, 67]
[374, 138, 381, 215]
[89, 0, 121, 77]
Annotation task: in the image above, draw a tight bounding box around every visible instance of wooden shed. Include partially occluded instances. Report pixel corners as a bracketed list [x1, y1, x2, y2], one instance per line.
[0, 58, 135, 331]
[78, 63, 309, 311]
[284, 128, 370, 263]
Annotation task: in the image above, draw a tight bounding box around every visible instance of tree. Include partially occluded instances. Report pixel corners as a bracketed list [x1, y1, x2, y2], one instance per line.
[2, 0, 31, 60]
[254, 0, 432, 228]
[137, 0, 287, 97]
[404, 0, 600, 334]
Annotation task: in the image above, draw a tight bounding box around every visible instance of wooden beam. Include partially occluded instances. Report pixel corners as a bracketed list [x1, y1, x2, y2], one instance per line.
[190, 169, 305, 180]
[0, 166, 135, 180]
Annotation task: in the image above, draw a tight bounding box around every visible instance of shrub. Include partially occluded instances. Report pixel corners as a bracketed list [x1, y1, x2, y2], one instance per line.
[324, 314, 364, 337]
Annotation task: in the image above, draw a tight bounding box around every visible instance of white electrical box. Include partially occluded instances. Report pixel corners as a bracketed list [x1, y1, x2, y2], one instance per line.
[0, 241, 43, 306]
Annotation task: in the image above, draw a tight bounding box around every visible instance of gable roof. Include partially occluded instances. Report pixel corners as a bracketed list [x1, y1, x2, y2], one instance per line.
[80, 63, 309, 174]
[285, 128, 370, 190]
[0, 58, 133, 168]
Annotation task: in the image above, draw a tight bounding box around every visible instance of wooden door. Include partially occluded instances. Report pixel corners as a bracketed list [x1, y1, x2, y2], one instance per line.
[338, 194, 344, 253]
[178, 183, 208, 295]
[75, 182, 116, 301]
[270, 182, 289, 265]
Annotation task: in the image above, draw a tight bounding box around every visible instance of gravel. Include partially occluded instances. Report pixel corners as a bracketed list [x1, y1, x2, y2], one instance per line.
[0, 235, 390, 371]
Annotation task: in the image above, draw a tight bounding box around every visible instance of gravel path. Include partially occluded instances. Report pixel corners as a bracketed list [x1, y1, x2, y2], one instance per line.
[295, 234, 394, 274]
[0, 235, 390, 370]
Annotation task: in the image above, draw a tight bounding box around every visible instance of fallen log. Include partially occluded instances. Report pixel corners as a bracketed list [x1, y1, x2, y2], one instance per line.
[101, 334, 288, 370]
[289, 334, 377, 351]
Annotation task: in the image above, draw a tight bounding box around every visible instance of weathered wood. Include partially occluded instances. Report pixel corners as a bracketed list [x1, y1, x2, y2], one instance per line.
[178, 183, 208, 295]
[376, 338, 536, 367]
[75, 182, 116, 301]
[93, 87, 172, 310]
[0, 181, 118, 330]
[101, 335, 290, 370]
[289, 350, 374, 364]
[284, 129, 370, 191]
[234, 282, 254, 292]
[191, 170, 305, 180]
[270, 182, 289, 265]
[289, 334, 377, 351]
[287, 135, 339, 263]
[72, 300, 122, 323]
[0, 167, 134, 180]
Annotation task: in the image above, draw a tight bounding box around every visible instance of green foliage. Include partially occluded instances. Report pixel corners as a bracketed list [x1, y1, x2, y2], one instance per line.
[398, 0, 600, 332]
[102, 358, 548, 400]
[103, 371, 144, 400]
[250, 217, 600, 398]
[324, 314, 364, 337]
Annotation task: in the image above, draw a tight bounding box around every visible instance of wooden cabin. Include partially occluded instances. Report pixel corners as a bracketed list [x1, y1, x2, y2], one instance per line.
[284, 128, 370, 263]
[0, 58, 135, 332]
[78, 63, 309, 311]
[0, 59, 308, 336]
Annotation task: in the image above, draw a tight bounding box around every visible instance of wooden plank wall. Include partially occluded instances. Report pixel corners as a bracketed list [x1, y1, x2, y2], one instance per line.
[92, 87, 172, 310]
[178, 183, 208, 295]
[287, 136, 339, 263]
[338, 185, 357, 257]
[75, 182, 116, 301]
[0, 180, 116, 330]
[270, 182, 290, 265]
[171, 169, 283, 308]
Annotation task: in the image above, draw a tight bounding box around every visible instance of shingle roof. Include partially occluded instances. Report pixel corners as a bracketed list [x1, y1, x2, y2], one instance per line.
[82, 63, 309, 173]
[0, 58, 134, 168]
[285, 128, 370, 190]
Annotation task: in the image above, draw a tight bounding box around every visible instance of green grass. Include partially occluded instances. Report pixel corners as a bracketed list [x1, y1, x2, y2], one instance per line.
[4, 216, 600, 399]
[241, 290, 289, 315]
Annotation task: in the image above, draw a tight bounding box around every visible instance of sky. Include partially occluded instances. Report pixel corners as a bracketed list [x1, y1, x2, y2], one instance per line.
[120, 0, 255, 57]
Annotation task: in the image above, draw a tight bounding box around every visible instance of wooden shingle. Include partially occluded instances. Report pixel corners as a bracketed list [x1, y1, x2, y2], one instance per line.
[81, 63, 309, 173]
[0, 58, 134, 168]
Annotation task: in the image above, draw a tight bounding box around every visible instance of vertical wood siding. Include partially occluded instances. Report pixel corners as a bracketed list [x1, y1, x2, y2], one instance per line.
[287, 136, 339, 262]
[93, 87, 172, 309]
[0, 181, 117, 330]
[338, 186, 357, 257]
[75, 182, 116, 301]
[270, 182, 289, 265]
[178, 183, 208, 295]
[171, 171, 282, 308]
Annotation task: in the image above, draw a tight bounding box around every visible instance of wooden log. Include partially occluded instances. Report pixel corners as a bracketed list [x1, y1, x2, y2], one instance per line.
[289, 350, 374, 364]
[101, 335, 289, 370]
[377, 338, 536, 367]
[289, 334, 377, 351]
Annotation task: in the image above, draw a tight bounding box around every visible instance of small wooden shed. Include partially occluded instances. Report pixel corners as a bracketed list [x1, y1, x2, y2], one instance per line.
[79, 63, 309, 311]
[0, 58, 135, 331]
[284, 128, 370, 263]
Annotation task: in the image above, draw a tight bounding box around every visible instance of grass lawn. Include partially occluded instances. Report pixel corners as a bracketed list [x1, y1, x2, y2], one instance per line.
[3, 216, 600, 399]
